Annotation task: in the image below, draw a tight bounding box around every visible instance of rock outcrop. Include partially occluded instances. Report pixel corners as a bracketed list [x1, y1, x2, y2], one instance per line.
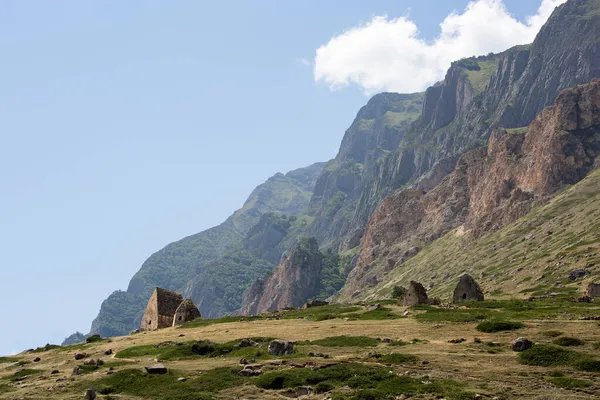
[586, 283, 600, 298]
[340, 79, 600, 299]
[453, 274, 484, 303]
[403, 281, 429, 306]
[239, 238, 324, 315]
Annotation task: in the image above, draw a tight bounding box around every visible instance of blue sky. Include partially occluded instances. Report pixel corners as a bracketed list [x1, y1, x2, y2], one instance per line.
[0, 0, 551, 355]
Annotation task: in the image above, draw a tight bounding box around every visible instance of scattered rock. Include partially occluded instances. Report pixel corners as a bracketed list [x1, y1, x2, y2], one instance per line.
[74, 353, 87, 360]
[268, 340, 294, 356]
[448, 338, 466, 344]
[568, 269, 590, 281]
[84, 389, 96, 400]
[178, 334, 186, 337]
[453, 274, 484, 302]
[237, 338, 259, 348]
[403, 281, 429, 306]
[422, 360, 430, 365]
[577, 295, 592, 303]
[403, 310, 410, 316]
[104, 349, 113, 356]
[51, 370, 59, 375]
[367, 303, 381, 311]
[511, 338, 533, 352]
[72, 366, 81, 376]
[33, 357, 41, 362]
[239, 358, 248, 365]
[83, 359, 97, 366]
[177, 377, 186, 382]
[239, 366, 262, 377]
[303, 300, 329, 308]
[144, 364, 168, 374]
[308, 352, 329, 358]
[383, 338, 393, 343]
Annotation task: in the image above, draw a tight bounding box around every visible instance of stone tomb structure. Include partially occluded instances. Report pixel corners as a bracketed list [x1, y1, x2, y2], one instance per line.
[403, 281, 429, 306]
[140, 288, 201, 331]
[453, 274, 484, 303]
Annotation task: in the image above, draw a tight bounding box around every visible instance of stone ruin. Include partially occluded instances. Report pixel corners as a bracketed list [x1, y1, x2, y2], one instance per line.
[403, 281, 429, 306]
[173, 299, 202, 327]
[585, 283, 600, 298]
[140, 288, 201, 331]
[453, 274, 484, 303]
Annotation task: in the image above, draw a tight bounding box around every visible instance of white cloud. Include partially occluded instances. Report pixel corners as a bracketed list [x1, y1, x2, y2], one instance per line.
[313, 0, 567, 94]
[298, 57, 311, 66]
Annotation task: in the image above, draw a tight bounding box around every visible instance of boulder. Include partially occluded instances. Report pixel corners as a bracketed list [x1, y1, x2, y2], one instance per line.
[72, 366, 82, 376]
[367, 303, 381, 311]
[403, 281, 429, 306]
[268, 340, 294, 356]
[303, 300, 329, 309]
[237, 338, 259, 348]
[84, 389, 96, 400]
[83, 359, 97, 366]
[74, 352, 87, 360]
[511, 338, 533, 352]
[568, 269, 590, 281]
[33, 357, 41, 362]
[144, 364, 168, 374]
[585, 283, 600, 298]
[104, 349, 113, 356]
[453, 274, 484, 303]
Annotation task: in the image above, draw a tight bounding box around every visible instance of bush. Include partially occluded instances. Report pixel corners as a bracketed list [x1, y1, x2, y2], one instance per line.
[518, 345, 582, 366]
[574, 359, 600, 372]
[391, 286, 406, 299]
[476, 321, 524, 333]
[314, 381, 334, 394]
[86, 335, 103, 343]
[553, 337, 584, 346]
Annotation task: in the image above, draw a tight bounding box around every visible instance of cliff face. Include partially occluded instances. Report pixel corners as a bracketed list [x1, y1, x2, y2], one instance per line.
[306, 93, 424, 250]
[351, 0, 600, 243]
[339, 79, 600, 300]
[239, 238, 324, 315]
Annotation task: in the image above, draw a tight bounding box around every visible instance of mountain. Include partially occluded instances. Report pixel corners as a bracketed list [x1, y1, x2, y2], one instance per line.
[339, 78, 600, 300]
[85, 163, 324, 338]
[72, 0, 600, 338]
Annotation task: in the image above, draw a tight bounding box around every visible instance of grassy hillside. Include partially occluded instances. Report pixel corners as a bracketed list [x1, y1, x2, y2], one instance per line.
[6, 299, 600, 399]
[363, 167, 600, 302]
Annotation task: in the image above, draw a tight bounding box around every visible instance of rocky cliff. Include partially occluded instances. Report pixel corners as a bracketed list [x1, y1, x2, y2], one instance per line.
[339, 79, 600, 300]
[239, 237, 324, 315]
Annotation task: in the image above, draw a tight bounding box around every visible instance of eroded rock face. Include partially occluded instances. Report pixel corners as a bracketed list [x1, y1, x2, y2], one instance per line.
[453, 274, 484, 303]
[403, 281, 429, 306]
[340, 79, 600, 299]
[239, 238, 323, 315]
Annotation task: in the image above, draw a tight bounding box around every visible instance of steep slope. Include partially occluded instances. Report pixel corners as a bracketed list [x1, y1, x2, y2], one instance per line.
[352, 0, 600, 245]
[340, 79, 600, 301]
[239, 237, 324, 315]
[307, 92, 424, 249]
[87, 163, 324, 338]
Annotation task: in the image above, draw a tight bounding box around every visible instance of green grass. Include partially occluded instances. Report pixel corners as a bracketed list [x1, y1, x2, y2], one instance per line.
[116, 338, 285, 361]
[0, 357, 19, 363]
[413, 306, 490, 323]
[3, 369, 44, 382]
[32, 344, 61, 353]
[553, 337, 584, 347]
[541, 330, 564, 338]
[549, 376, 592, 388]
[344, 307, 401, 321]
[304, 336, 380, 348]
[0, 383, 15, 394]
[464, 59, 498, 94]
[506, 127, 528, 135]
[574, 360, 600, 372]
[518, 345, 584, 366]
[91, 367, 244, 400]
[476, 321, 524, 333]
[254, 363, 471, 400]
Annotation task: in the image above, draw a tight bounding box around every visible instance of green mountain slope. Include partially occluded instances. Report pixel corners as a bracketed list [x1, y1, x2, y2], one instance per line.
[85, 163, 324, 338]
[365, 167, 600, 301]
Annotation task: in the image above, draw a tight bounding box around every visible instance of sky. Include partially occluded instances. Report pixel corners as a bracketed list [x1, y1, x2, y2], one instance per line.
[0, 0, 565, 356]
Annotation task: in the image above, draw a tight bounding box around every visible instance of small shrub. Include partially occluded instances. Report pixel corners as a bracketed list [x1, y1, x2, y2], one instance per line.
[0, 357, 19, 363]
[32, 344, 60, 353]
[391, 286, 406, 299]
[553, 337, 584, 347]
[86, 335, 103, 343]
[473, 338, 482, 343]
[549, 376, 592, 388]
[592, 342, 600, 350]
[574, 359, 600, 372]
[549, 370, 565, 377]
[314, 381, 334, 394]
[476, 321, 524, 333]
[518, 345, 582, 366]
